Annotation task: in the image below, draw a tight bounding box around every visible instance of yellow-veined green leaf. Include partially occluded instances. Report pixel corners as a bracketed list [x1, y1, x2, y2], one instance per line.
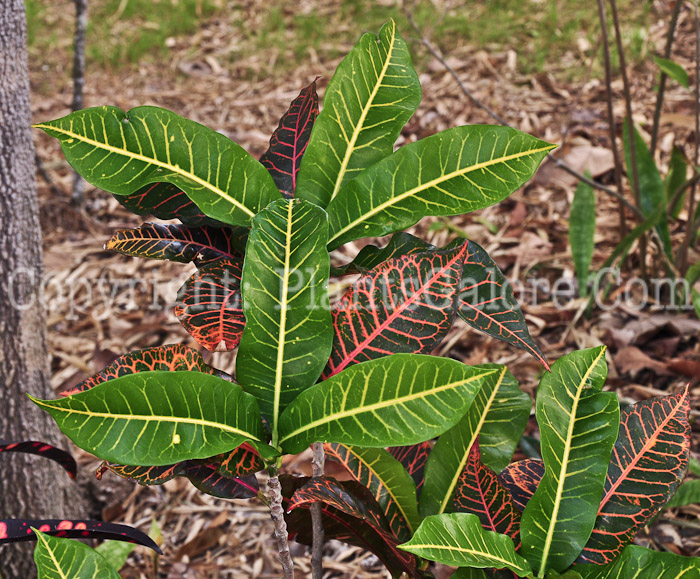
[33, 530, 121, 579]
[30, 371, 264, 466]
[34, 106, 281, 227]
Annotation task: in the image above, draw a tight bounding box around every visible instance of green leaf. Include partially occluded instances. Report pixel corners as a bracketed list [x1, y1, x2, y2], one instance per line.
[666, 146, 689, 219]
[34, 106, 281, 227]
[665, 479, 700, 509]
[653, 55, 690, 89]
[451, 568, 495, 579]
[690, 457, 700, 477]
[30, 371, 264, 466]
[520, 347, 620, 575]
[399, 513, 533, 577]
[94, 540, 137, 571]
[324, 443, 420, 541]
[236, 199, 332, 437]
[278, 354, 496, 454]
[420, 366, 530, 517]
[296, 20, 421, 208]
[575, 544, 700, 578]
[623, 120, 672, 259]
[693, 288, 700, 319]
[326, 126, 555, 248]
[33, 529, 121, 579]
[569, 174, 595, 297]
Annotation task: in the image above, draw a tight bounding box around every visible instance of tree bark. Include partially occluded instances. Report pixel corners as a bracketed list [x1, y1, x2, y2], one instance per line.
[0, 3, 88, 576]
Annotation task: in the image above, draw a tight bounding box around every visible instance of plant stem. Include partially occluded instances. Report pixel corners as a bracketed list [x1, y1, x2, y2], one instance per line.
[678, 0, 700, 275]
[596, 0, 628, 237]
[310, 442, 325, 579]
[71, 0, 87, 205]
[650, 0, 683, 156]
[268, 475, 294, 579]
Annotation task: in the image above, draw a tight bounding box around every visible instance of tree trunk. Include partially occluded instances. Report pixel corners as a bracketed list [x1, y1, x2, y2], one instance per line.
[0, 2, 88, 576]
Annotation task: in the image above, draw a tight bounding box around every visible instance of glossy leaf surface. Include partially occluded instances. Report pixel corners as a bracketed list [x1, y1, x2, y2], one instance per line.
[106, 223, 242, 266]
[35, 106, 281, 227]
[175, 258, 245, 352]
[31, 371, 264, 466]
[325, 443, 420, 541]
[576, 545, 700, 579]
[420, 366, 529, 517]
[236, 199, 332, 430]
[33, 530, 121, 579]
[333, 232, 433, 276]
[278, 354, 495, 454]
[326, 126, 555, 248]
[260, 79, 319, 197]
[0, 519, 160, 552]
[0, 439, 76, 479]
[297, 21, 421, 207]
[499, 459, 545, 512]
[454, 239, 548, 368]
[324, 244, 466, 378]
[578, 389, 691, 564]
[520, 347, 619, 575]
[63, 344, 216, 396]
[400, 513, 532, 577]
[452, 441, 522, 544]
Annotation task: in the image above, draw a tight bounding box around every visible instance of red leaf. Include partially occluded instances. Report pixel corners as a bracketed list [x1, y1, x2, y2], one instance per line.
[577, 388, 691, 564]
[499, 459, 545, 512]
[455, 240, 549, 369]
[285, 476, 424, 578]
[388, 442, 432, 494]
[324, 443, 413, 541]
[0, 439, 76, 479]
[260, 79, 319, 197]
[0, 518, 161, 553]
[116, 182, 223, 227]
[175, 259, 245, 352]
[452, 441, 521, 545]
[106, 222, 244, 266]
[62, 344, 217, 396]
[323, 244, 467, 378]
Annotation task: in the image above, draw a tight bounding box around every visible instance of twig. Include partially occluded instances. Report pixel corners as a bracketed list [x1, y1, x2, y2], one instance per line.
[678, 0, 700, 275]
[596, 0, 628, 236]
[268, 475, 294, 579]
[71, 0, 87, 205]
[310, 442, 325, 579]
[34, 153, 64, 197]
[402, 2, 641, 219]
[650, 0, 683, 156]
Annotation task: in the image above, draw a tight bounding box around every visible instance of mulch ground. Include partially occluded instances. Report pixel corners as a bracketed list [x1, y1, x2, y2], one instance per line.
[27, 1, 700, 576]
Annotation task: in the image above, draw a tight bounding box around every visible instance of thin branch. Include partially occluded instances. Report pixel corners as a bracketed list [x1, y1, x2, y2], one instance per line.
[268, 475, 294, 579]
[678, 0, 700, 274]
[310, 442, 325, 579]
[34, 153, 64, 197]
[71, 0, 87, 205]
[403, 2, 641, 219]
[596, 0, 628, 236]
[650, 0, 683, 156]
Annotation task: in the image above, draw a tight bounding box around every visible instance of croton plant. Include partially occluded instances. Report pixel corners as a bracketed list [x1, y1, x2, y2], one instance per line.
[1, 20, 697, 578]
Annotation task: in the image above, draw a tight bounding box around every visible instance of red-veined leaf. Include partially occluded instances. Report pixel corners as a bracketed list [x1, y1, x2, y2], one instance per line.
[453, 239, 549, 369]
[452, 440, 521, 545]
[0, 439, 76, 479]
[62, 344, 217, 396]
[259, 80, 319, 198]
[332, 232, 433, 276]
[323, 244, 466, 378]
[577, 388, 691, 564]
[499, 459, 545, 512]
[0, 519, 161, 553]
[286, 476, 424, 578]
[106, 223, 244, 267]
[116, 182, 224, 227]
[388, 442, 432, 494]
[324, 443, 419, 541]
[175, 258, 245, 352]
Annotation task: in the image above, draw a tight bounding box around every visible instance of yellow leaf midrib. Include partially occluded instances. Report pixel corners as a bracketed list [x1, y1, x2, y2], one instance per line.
[329, 143, 556, 245]
[33, 123, 254, 218]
